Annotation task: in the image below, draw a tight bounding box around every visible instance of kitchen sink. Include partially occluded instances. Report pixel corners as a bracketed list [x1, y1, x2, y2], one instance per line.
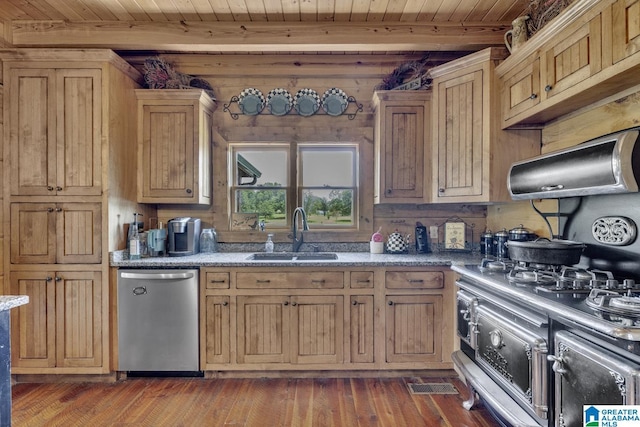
[246, 252, 338, 261]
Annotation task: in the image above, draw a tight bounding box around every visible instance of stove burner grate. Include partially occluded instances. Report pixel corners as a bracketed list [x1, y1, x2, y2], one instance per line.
[586, 289, 640, 317]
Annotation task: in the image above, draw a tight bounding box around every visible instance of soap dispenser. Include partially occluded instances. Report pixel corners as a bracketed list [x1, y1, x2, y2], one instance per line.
[265, 234, 274, 253]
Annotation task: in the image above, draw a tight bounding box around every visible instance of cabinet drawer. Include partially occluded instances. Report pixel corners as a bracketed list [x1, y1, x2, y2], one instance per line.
[237, 272, 344, 289]
[350, 271, 374, 288]
[205, 272, 230, 289]
[385, 271, 443, 290]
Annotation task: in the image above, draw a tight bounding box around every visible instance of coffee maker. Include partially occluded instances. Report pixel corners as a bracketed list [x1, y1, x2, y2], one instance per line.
[168, 217, 201, 257]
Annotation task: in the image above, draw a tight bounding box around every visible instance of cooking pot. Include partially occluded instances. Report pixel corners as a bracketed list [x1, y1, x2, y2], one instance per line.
[508, 224, 537, 241]
[505, 238, 586, 265]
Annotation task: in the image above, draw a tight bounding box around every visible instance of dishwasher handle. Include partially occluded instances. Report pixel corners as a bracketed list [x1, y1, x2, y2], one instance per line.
[120, 271, 196, 281]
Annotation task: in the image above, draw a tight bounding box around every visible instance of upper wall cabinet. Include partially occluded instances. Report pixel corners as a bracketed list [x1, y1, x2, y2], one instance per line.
[6, 66, 102, 196]
[372, 91, 431, 204]
[430, 48, 540, 203]
[136, 90, 215, 205]
[497, 0, 640, 128]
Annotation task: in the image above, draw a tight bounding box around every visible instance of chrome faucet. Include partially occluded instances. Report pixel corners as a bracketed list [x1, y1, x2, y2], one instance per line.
[291, 207, 309, 252]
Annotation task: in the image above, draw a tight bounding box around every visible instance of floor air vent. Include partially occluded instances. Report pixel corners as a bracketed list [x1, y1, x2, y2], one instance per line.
[408, 383, 458, 395]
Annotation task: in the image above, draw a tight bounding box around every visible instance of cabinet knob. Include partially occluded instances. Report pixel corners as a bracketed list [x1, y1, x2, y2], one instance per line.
[186, 188, 193, 194]
[222, 301, 228, 306]
[55, 276, 62, 282]
[47, 186, 54, 191]
[530, 93, 538, 100]
[388, 300, 394, 306]
[291, 302, 297, 307]
[544, 85, 553, 92]
[47, 207, 54, 213]
[283, 301, 289, 306]
[352, 300, 359, 306]
[438, 188, 445, 193]
[56, 186, 62, 191]
[46, 276, 53, 282]
[56, 207, 62, 212]
[386, 189, 392, 194]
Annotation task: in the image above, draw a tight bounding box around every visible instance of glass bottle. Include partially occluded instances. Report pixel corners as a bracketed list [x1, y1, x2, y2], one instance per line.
[200, 228, 218, 253]
[129, 213, 141, 260]
[265, 234, 274, 253]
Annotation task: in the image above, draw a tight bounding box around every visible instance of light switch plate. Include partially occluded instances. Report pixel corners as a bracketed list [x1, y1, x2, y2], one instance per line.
[429, 226, 438, 239]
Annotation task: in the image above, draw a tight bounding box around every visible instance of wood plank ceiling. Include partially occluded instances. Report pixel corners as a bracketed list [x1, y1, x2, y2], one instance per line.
[0, 0, 530, 53]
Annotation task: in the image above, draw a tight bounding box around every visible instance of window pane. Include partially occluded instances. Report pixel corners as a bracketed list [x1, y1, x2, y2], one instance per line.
[303, 189, 354, 226]
[234, 150, 287, 186]
[301, 147, 355, 187]
[235, 189, 287, 227]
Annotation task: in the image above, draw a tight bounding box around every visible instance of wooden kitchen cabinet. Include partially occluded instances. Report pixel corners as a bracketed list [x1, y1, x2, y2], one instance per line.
[496, 0, 640, 127]
[136, 90, 215, 205]
[372, 91, 431, 204]
[203, 295, 231, 364]
[10, 202, 102, 264]
[430, 48, 540, 203]
[6, 66, 102, 197]
[385, 294, 443, 363]
[200, 266, 453, 372]
[10, 270, 103, 371]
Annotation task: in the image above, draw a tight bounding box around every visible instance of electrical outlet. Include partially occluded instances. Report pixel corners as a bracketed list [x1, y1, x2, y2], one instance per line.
[429, 226, 438, 239]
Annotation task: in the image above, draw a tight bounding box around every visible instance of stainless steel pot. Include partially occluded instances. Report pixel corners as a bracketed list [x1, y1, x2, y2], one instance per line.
[505, 239, 586, 265]
[508, 224, 537, 241]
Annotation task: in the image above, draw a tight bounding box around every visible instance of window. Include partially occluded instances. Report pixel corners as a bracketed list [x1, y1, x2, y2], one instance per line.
[229, 142, 358, 230]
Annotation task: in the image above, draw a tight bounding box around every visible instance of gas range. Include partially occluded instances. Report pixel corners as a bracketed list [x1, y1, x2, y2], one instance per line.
[453, 261, 640, 341]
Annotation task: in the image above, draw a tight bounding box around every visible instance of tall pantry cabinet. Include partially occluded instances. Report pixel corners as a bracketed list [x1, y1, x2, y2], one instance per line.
[2, 50, 148, 374]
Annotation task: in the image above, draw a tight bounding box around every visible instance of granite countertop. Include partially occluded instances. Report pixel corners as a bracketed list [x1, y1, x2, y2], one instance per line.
[111, 251, 482, 268]
[0, 295, 29, 311]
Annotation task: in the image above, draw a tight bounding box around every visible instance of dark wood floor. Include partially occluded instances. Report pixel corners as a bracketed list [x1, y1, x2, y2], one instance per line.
[12, 376, 500, 426]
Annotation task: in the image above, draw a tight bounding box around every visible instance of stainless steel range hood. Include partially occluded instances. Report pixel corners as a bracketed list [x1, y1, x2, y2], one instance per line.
[508, 128, 640, 199]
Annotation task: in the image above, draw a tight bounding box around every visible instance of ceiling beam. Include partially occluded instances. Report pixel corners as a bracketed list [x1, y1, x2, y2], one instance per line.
[9, 20, 510, 52]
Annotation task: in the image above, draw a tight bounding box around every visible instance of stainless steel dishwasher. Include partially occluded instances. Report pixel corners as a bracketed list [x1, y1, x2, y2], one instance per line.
[117, 269, 199, 373]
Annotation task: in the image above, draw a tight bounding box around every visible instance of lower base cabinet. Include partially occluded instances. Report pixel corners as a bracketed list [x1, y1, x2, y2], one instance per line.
[10, 270, 104, 372]
[200, 266, 453, 371]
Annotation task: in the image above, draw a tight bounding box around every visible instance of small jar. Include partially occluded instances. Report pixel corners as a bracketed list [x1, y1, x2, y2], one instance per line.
[200, 228, 218, 253]
[494, 228, 509, 259]
[265, 234, 274, 253]
[480, 229, 494, 256]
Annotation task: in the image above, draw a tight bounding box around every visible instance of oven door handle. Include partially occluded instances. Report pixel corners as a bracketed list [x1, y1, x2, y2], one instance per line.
[547, 354, 567, 374]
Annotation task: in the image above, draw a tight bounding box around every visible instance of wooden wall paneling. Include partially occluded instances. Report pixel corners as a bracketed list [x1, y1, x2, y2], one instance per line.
[487, 200, 559, 239]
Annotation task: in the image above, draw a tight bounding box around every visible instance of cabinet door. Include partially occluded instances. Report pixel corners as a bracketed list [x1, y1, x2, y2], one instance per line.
[379, 105, 426, 202]
[10, 272, 56, 369]
[501, 57, 541, 124]
[8, 68, 56, 196]
[541, 14, 602, 101]
[290, 295, 344, 364]
[7, 67, 102, 196]
[204, 295, 230, 364]
[385, 295, 442, 363]
[434, 70, 483, 199]
[350, 295, 374, 363]
[55, 271, 103, 368]
[237, 296, 289, 364]
[140, 104, 196, 201]
[10, 203, 57, 264]
[612, 0, 640, 64]
[11, 203, 102, 264]
[55, 69, 102, 196]
[56, 203, 102, 264]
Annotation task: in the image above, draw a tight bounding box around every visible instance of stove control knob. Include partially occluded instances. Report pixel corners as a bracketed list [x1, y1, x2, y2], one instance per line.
[591, 279, 605, 289]
[605, 279, 620, 290]
[489, 330, 504, 349]
[624, 279, 636, 290]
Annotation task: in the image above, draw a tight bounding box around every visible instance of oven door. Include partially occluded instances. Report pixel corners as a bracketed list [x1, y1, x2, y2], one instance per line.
[550, 330, 640, 427]
[476, 305, 549, 420]
[457, 290, 477, 349]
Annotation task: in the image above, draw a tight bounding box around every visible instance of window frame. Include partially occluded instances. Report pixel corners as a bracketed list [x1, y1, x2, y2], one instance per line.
[228, 141, 361, 234]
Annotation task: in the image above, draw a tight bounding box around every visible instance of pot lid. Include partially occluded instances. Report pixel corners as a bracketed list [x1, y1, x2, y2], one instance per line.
[509, 224, 533, 235]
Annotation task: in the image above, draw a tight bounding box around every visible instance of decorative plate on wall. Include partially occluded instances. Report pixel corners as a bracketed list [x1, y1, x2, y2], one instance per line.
[238, 88, 265, 115]
[266, 88, 293, 116]
[293, 88, 320, 116]
[321, 87, 349, 116]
